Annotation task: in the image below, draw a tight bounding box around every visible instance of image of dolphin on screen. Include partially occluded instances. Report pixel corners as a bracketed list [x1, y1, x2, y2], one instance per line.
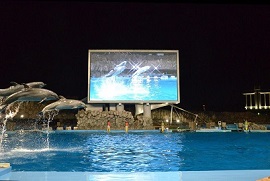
[104, 61, 127, 77]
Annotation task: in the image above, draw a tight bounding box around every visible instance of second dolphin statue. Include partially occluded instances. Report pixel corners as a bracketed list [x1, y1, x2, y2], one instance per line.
[40, 96, 87, 115]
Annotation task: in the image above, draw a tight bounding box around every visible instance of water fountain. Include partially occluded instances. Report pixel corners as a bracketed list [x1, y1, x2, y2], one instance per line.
[0, 102, 22, 151]
[39, 109, 59, 149]
[0, 83, 60, 152]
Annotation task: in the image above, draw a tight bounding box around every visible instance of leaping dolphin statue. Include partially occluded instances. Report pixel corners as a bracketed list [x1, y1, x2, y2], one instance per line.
[131, 66, 151, 78]
[39, 96, 86, 116]
[104, 61, 127, 77]
[0, 86, 59, 113]
[0, 81, 46, 97]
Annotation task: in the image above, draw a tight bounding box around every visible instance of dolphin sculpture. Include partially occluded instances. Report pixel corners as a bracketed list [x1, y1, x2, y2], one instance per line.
[0, 86, 59, 113]
[131, 66, 151, 78]
[104, 61, 127, 77]
[0, 81, 46, 97]
[39, 96, 86, 115]
[24, 82, 46, 88]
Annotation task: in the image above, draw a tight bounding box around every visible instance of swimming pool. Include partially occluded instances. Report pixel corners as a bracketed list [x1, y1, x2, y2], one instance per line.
[1, 130, 270, 172]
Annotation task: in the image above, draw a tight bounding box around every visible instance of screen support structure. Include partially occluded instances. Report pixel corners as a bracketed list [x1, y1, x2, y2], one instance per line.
[143, 103, 151, 118]
[117, 103, 124, 112]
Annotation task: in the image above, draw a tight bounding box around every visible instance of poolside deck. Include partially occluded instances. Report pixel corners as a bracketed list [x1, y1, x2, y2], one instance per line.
[1, 168, 270, 181]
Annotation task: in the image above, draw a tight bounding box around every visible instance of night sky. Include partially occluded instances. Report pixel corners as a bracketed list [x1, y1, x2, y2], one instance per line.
[1, 2, 270, 112]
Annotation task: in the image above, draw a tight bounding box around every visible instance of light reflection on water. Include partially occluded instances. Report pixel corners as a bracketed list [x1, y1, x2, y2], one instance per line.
[80, 132, 184, 172]
[0, 131, 270, 172]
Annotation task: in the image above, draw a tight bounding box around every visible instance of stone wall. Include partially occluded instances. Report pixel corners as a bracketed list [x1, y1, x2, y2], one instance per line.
[76, 110, 154, 130]
[5, 102, 269, 131]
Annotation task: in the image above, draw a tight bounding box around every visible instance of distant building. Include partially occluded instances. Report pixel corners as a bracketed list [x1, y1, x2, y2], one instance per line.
[243, 88, 270, 110]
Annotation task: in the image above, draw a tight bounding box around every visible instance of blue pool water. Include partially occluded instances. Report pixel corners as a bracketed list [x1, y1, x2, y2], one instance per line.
[0, 130, 270, 172]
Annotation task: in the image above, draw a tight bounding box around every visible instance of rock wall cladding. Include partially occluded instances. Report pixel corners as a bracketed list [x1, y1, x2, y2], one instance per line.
[76, 110, 154, 130]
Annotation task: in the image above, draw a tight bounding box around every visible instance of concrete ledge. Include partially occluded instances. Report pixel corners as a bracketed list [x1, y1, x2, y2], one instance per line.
[182, 170, 270, 181]
[0, 167, 11, 177]
[1, 170, 270, 181]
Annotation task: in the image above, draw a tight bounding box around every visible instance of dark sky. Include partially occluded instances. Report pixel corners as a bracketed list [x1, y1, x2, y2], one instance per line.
[1, 1, 270, 112]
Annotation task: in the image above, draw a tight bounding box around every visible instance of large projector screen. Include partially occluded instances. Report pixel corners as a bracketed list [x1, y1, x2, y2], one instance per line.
[87, 50, 180, 104]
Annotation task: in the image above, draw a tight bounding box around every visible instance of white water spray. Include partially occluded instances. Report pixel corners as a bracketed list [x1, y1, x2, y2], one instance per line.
[0, 102, 22, 151]
[40, 110, 59, 149]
